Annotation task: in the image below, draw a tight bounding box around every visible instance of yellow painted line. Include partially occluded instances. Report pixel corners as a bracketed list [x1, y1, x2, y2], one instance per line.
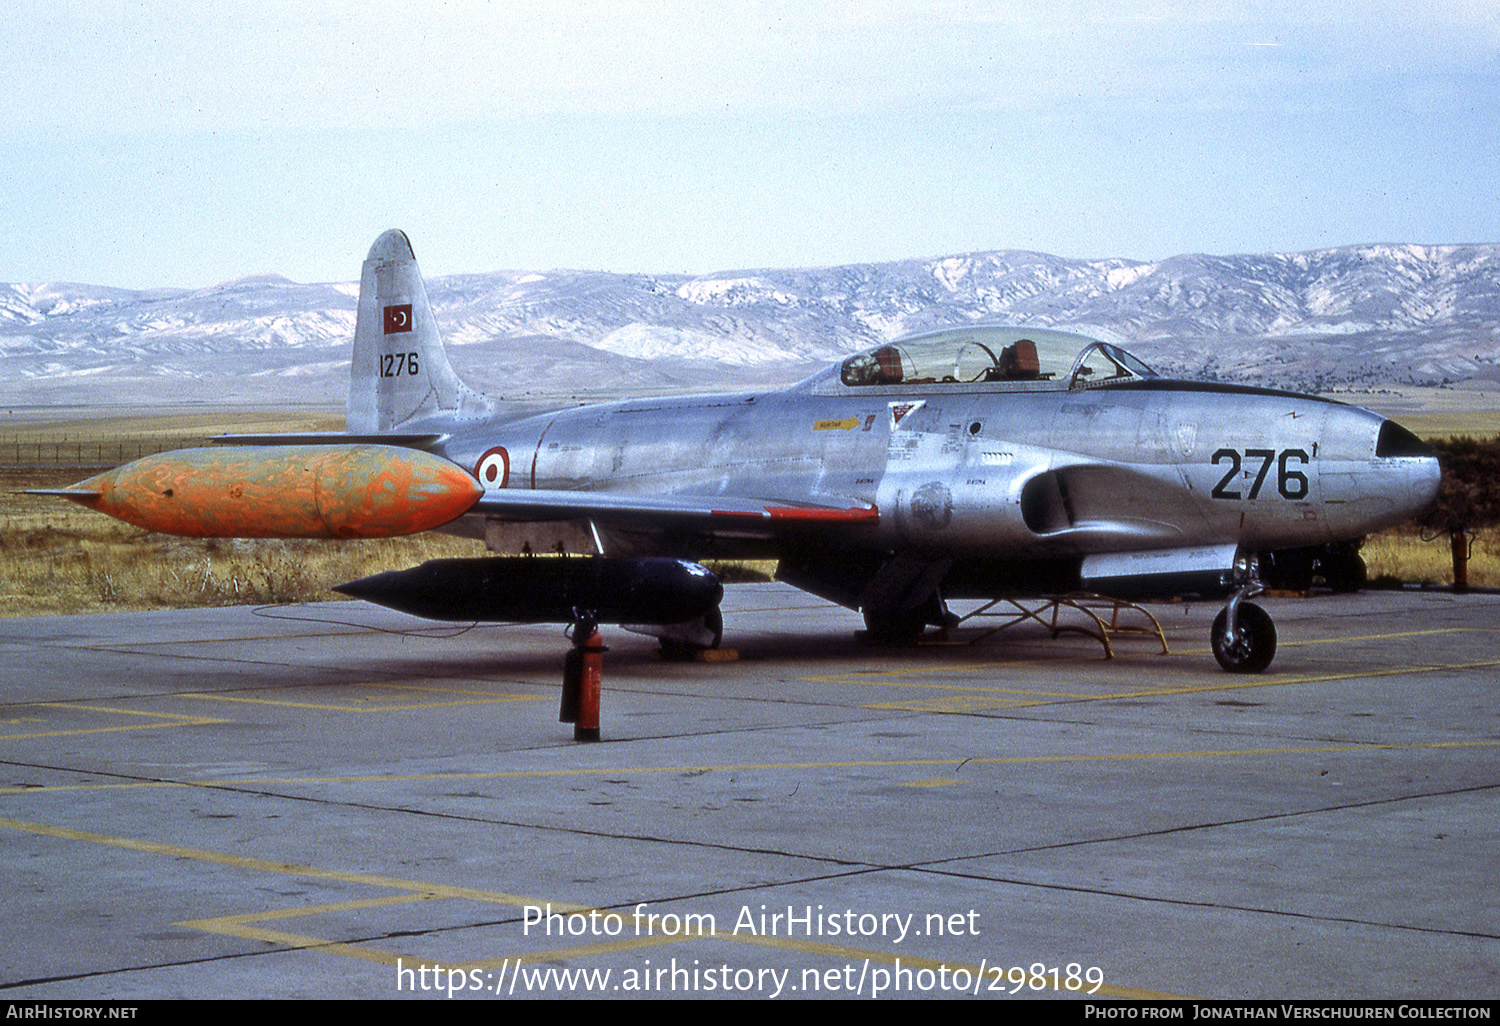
[901, 778, 963, 788]
[803, 660, 1038, 684]
[1280, 658, 1500, 681]
[859, 659, 1500, 712]
[872, 679, 1106, 699]
[6, 738, 1496, 797]
[179, 894, 438, 965]
[364, 683, 542, 698]
[185, 895, 686, 971]
[0, 781, 185, 795]
[1276, 627, 1493, 647]
[195, 893, 439, 924]
[0, 703, 229, 740]
[75, 626, 440, 649]
[798, 638, 1500, 710]
[868, 697, 1044, 713]
[1167, 628, 1496, 661]
[0, 814, 1180, 999]
[807, 674, 1101, 696]
[1081, 659, 1500, 703]
[0, 816, 557, 908]
[185, 921, 403, 965]
[184, 688, 544, 713]
[809, 626, 1493, 689]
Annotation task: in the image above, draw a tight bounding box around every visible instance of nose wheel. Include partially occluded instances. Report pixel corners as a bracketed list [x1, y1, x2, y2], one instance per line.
[1211, 600, 1276, 673]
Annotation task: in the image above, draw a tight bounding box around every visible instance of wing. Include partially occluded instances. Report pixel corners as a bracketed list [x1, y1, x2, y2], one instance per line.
[469, 489, 878, 537]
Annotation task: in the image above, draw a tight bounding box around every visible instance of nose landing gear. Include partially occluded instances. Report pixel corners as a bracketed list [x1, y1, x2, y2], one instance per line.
[1211, 559, 1277, 673]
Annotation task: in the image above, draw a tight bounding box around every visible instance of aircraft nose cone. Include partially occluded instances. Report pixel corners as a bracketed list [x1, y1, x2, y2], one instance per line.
[1322, 415, 1444, 537]
[1375, 419, 1442, 519]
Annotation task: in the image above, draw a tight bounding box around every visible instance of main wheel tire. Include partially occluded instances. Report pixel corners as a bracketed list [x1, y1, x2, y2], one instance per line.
[1262, 548, 1315, 591]
[1322, 551, 1367, 593]
[862, 605, 927, 646]
[1211, 602, 1277, 673]
[658, 607, 725, 661]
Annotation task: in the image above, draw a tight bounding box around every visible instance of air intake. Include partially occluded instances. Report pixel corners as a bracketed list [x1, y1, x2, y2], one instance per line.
[1375, 421, 1433, 458]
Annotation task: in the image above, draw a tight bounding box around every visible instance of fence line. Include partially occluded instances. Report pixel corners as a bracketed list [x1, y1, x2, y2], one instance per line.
[0, 436, 209, 470]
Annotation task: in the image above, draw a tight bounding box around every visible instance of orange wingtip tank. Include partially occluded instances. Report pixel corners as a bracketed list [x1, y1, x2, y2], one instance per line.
[60, 445, 483, 539]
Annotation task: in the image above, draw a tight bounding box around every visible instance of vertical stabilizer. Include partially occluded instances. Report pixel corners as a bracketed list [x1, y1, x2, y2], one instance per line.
[346, 230, 497, 433]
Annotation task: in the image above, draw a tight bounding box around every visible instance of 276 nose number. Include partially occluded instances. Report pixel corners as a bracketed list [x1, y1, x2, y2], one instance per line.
[1211, 447, 1309, 500]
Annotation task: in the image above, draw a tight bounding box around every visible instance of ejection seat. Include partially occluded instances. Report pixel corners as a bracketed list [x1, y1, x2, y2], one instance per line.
[872, 346, 904, 384]
[996, 339, 1041, 380]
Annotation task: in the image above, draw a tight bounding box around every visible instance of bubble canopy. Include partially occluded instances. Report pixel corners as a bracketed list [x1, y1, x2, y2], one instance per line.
[837, 326, 1157, 391]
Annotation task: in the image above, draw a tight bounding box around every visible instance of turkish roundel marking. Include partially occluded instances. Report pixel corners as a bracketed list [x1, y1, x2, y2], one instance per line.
[475, 446, 510, 489]
[383, 304, 413, 334]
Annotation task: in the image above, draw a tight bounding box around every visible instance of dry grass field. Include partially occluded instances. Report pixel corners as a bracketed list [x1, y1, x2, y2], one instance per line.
[0, 468, 486, 616]
[1362, 529, 1498, 589]
[1, 406, 1493, 618]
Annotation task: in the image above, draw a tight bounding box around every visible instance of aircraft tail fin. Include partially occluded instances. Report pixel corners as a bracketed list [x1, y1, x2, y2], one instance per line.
[346, 229, 498, 433]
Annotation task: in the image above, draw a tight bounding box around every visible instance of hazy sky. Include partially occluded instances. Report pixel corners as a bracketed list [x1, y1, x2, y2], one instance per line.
[2, 1, 1498, 287]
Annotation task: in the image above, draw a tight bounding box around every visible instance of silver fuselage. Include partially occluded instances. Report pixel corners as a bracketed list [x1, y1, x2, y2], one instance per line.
[441, 367, 1438, 564]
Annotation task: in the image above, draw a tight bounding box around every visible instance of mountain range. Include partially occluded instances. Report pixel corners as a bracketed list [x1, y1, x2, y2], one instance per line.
[4, 242, 1498, 409]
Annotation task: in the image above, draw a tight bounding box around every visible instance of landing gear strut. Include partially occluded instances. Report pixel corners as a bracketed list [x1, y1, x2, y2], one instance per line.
[860, 591, 956, 646]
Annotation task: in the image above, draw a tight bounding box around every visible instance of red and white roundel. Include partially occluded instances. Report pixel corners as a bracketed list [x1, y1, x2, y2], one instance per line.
[474, 446, 510, 489]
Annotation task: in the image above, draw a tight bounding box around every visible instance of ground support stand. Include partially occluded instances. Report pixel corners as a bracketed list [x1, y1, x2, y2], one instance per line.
[937, 593, 1170, 659]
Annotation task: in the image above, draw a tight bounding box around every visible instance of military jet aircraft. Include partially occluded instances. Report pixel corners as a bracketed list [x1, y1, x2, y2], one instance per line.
[44, 230, 1442, 673]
